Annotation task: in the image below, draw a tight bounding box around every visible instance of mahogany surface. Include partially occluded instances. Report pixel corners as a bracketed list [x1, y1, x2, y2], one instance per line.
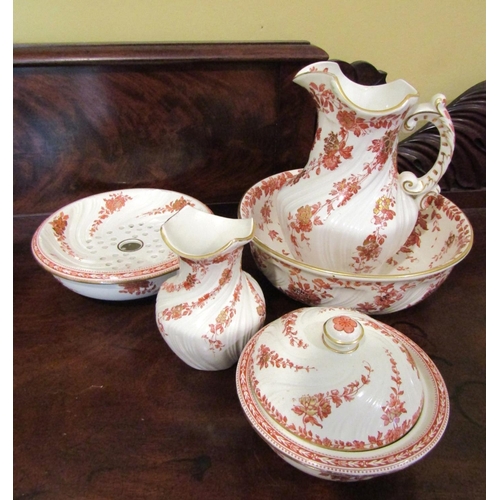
[13, 43, 486, 499]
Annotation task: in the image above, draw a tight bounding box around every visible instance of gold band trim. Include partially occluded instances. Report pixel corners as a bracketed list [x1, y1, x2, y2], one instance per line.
[322, 322, 364, 346]
[321, 334, 361, 354]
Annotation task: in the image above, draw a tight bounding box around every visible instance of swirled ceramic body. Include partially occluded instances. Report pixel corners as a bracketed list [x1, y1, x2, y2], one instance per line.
[275, 61, 455, 273]
[155, 206, 266, 370]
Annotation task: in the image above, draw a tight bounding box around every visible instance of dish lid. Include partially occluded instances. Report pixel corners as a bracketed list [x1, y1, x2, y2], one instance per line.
[248, 307, 424, 452]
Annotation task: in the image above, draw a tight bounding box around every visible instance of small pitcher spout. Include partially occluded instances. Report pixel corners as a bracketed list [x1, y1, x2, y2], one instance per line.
[160, 205, 255, 259]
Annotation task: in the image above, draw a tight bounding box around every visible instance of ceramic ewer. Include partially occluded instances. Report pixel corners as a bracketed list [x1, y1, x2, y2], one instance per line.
[274, 61, 455, 273]
[156, 206, 266, 370]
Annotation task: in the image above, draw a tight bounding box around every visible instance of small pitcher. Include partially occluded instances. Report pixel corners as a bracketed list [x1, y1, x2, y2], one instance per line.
[155, 206, 266, 370]
[275, 61, 455, 273]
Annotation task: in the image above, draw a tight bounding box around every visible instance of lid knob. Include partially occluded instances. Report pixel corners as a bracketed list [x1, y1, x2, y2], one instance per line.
[322, 315, 364, 354]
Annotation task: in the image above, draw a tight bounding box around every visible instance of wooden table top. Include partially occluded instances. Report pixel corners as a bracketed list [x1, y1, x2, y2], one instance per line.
[13, 205, 485, 499]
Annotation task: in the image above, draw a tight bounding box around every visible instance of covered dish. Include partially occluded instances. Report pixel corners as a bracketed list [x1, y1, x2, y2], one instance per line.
[236, 307, 449, 481]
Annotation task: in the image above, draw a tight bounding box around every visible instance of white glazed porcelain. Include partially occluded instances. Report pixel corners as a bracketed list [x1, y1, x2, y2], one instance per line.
[156, 206, 266, 371]
[236, 307, 449, 481]
[239, 170, 473, 314]
[31, 188, 212, 300]
[274, 61, 455, 274]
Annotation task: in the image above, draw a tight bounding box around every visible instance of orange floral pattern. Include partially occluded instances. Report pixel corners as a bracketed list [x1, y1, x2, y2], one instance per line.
[158, 247, 265, 353]
[202, 281, 243, 351]
[139, 196, 198, 216]
[280, 311, 309, 349]
[332, 315, 357, 334]
[256, 344, 315, 372]
[240, 164, 470, 313]
[337, 109, 370, 137]
[253, 340, 421, 451]
[292, 393, 332, 428]
[89, 192, 133, 236]
[239, 170, 294, 238]
[252, 361, 380, 450]
[309, 82, 336, 113]
[158, 252, 238, 327]
[237, 328, 448, 477]
[119, 280, 157, 296]
[293, 362, 372, 421]
[322, 129, 353, 171]
[49, 211, 78, 258]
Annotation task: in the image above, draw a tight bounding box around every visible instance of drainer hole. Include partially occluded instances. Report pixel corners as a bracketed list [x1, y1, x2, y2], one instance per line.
[117, 239, 144, 252]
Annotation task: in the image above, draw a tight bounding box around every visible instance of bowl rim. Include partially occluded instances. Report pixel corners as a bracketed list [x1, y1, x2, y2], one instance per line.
[250, 233, 470, 282]
[236, 308, 450, 477]
[238, 171, 474, 281]
[31, 188, 211, 285]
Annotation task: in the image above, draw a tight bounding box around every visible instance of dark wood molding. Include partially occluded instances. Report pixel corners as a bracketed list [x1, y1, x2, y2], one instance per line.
[13, 41, 329, 66]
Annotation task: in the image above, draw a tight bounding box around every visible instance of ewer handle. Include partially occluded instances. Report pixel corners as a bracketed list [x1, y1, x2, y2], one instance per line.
[399, 94, 455, 207]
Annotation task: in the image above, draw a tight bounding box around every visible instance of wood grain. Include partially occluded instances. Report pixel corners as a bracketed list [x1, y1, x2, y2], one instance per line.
[14, 43, 329, 215]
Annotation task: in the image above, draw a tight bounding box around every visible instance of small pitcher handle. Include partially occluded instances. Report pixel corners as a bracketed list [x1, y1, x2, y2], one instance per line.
[399, 94, 455, 207]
